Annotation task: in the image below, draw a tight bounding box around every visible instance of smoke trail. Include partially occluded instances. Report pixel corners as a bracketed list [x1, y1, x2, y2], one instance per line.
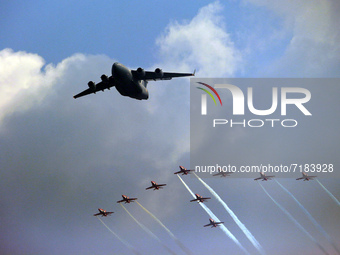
[316, 179, 340, 206]
[120, 203, 177, 255]
[194, 173, 265, 255]
[275, 179, 340, 255]
[136, 201, 193, 255]
[96, 216, 141, 255]
[258, 182, 329, 255]
[177, 175, 250, 255]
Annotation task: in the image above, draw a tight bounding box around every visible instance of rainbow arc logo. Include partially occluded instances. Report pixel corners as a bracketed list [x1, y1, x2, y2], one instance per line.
[196, 82, 222, 106]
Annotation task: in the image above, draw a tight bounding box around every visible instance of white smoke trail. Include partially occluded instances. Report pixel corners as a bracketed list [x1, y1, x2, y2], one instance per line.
[136, 201, 193, 255]
[194, 173, 265, 255]
[120, 203, 177, 255]
[96, 216, 141, 255]
[316, 179, 340, 206]
[177, 175, 250, 255]
[275, 179, 340, 255]
[258, 182, 329, 255]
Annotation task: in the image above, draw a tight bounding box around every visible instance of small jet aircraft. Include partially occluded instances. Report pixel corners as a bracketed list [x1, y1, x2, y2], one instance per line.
[73, 62, 195, 100]
[174, 166, 195, 175]
[146, 181, 167, 190]
[213, 167, 233, 177]
[204, 218, 224, 228]
[254, 172, 275, 181]
[190, 194, 211, 203]
[117, 195, 137, 204]
[296, 172, 317, 181]
[93, 208, 114, 217]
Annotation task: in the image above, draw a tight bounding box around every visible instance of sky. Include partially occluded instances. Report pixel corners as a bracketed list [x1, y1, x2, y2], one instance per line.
[1, 0, 340, 254]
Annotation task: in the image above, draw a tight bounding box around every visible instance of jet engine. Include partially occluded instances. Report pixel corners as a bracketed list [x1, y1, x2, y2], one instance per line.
[101, 74, 108, 82]
[88, 81, 96, 91]
[136, 67, 145, 78]
[155, 68, 164, 78]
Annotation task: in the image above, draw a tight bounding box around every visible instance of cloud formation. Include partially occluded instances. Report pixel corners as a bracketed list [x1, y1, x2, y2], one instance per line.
[156, 2, 242, 77]
[246, 0, 340, 76]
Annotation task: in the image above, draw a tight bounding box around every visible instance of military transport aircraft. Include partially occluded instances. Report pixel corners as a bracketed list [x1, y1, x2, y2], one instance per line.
[174, 166, 195, 175]
[93, 208, 114, 217]
[145, 181, 167, 190]
[254, 172, 275, 181]
[117, 195, 137, 204]
[296, 172, 317, 181]
[204, 218, 224, 228]
[73, 62, 195, 100]
[190, 194, 211, 203]
[213, 167, 233, 177]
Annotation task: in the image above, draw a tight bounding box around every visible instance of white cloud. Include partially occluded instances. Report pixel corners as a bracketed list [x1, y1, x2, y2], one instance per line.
[0, 49, 48, 124]
[246, 0, 340, 76]
[155, 1, 242, 77]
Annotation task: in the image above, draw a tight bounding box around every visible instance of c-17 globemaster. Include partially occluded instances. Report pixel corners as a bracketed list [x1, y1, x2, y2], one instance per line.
[73, 62, 194, 100]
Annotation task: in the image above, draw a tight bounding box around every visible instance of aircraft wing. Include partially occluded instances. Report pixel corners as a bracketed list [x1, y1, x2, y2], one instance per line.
[203, 223, 212, 227]
[73, 80, 114, 99]
[132, 70, 194, 81]
[157, 184, 166, 187]
[93, 213, 101, 216]
[254, 177, 262, 180]
[117, 199, 124, 203]
[296, 177, 304, 180]
[145, 186, 153, 190]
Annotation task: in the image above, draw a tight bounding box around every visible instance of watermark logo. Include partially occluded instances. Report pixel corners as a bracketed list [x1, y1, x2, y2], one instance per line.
[199, 83, 311, 116]
[196, 81, 312, 128]
[196, 82, 222, 115]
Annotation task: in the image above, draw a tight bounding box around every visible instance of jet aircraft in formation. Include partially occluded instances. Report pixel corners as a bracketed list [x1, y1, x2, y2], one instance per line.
[93, 208, 114, 217]
[204, 218, 224, 228]
[190, 194, 211, 203]
[174, 166, 195, 175]
[73, 62, 194, 100]
[296, 172, 317, 181]
[145, 181, 167, 190]
[117, 195, 138, 204]
[254, 172, 275, 181]
[213, 167, 233, 177]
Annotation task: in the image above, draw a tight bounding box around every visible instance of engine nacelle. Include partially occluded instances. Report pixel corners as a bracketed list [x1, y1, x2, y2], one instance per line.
[136, 67, 145, 78]
[155, 68, 163, 78]
[88, 81, 96, 91]
[101, 74, 108, 82]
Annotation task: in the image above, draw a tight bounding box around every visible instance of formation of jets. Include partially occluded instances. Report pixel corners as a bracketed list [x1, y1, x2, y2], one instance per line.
[254, 172, 275, 181]
[94, 166, 316, 228]
[213, 167, 233, 177]
[146, 181, 167, 190]
[204, 218, 224, 228]
[190, 194, 211, 203]
[117, 195, 138, 204]
[74, 62, 194, 100]
[174, 166, 195, 175]
[93, 208, 114, 217]
[296, 172, 317, 181]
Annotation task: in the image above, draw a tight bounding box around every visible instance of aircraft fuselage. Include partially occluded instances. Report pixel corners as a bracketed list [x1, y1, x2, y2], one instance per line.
[112, 63, 149, 100]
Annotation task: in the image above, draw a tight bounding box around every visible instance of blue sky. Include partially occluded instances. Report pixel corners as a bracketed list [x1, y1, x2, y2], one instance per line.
[1, 1, 340, 254]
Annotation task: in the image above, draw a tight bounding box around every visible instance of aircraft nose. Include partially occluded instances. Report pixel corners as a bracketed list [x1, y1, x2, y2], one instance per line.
[111, 62, 119, 77]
